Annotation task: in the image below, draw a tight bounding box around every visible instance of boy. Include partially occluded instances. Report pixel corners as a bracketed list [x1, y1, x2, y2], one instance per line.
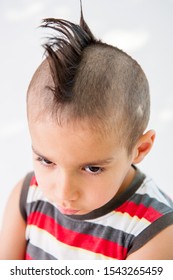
[0, 8, 173, 260]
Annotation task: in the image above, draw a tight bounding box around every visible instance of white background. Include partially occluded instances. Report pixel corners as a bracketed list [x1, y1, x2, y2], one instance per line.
[0, 0, 173, 225]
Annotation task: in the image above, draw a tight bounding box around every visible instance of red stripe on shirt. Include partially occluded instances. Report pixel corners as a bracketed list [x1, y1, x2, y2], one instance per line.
[25, 253, 32, 260]
[116, 201, 163, 222]
[30, 176, 38, 187]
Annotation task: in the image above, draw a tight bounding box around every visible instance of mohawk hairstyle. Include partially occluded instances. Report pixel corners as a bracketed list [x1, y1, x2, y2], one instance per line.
[41, 2, 97, 102]
[27, 1, 150, 153]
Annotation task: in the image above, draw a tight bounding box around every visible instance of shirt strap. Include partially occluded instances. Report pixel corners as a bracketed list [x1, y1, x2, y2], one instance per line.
[19, 171, 34, 221]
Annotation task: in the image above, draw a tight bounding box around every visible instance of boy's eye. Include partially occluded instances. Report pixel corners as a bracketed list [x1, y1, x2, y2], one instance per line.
[37, 157, 54, 167]
[84, 166, 103, 175]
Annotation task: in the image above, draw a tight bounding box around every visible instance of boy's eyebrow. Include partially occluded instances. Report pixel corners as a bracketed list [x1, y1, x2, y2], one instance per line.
[32, 146, 51, 161]
[81, 158, 114, 166]
[32, 146, 114, 166]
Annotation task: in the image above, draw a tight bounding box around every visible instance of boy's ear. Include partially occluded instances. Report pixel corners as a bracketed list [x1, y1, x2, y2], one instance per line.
[132, 130, 156, 164]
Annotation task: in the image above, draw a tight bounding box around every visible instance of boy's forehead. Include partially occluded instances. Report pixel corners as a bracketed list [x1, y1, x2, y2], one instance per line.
[29, 117, 126, 164]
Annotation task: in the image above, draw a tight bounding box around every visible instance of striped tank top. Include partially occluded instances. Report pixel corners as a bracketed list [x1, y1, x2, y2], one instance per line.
[20, 168, 173, 260]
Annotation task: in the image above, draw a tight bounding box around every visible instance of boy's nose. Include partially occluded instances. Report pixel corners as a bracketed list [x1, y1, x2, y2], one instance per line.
[54, 171, 79, 202]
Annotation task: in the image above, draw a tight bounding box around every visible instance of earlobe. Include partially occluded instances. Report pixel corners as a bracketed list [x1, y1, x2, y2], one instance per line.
[133, 130, 156, 164]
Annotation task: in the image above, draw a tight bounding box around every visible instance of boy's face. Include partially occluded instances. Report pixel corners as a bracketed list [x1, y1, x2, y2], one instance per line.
[29, 118, 135, 216]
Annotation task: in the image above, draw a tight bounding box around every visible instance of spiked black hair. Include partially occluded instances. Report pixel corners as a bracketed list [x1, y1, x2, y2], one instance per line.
[41, 2, 97, 103]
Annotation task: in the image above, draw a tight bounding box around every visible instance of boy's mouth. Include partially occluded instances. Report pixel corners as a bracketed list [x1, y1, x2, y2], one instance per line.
[58, 206, 80, 215]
